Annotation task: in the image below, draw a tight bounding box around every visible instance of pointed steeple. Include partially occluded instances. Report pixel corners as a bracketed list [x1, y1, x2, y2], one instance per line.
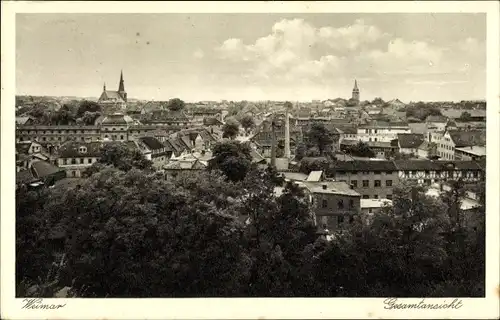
[103, 82, 106, 91]
[118, 70, 125, 92]
[354, 79, 358, 90]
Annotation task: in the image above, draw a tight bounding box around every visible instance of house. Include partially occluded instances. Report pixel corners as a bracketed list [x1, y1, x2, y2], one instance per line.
[163, 159, 207, 178]
[250, 119, 303, 158]
[397, 133, 425, 155]
[16, 125, 101, 147]
[361, 198, 393, 217]
[56, 141, 102, 178]
[425, 115, 448, 131]
[455, 146, 486, 161]
[30, 159, 66, 186]
[301, 181, 361, 231]
[16, 140, 44, 155]
[356, 121, 411, 142]
[327, 160, 399, 200]
[438, 130, 486, 160]
[138, 136, 173, 169]
[16, 116, 35, 126]
[393, 160, 484, 185]
[365, 141, 397, 159]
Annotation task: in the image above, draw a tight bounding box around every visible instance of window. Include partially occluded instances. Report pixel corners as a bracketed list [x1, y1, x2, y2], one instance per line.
[386, 171, 393, 175]
[362, 195, 369, 199]
[386, 180, 392, 187]
[473, 171, 479, 178]
[374, 138, 378, 142]
[87, 159, 92, 164]
[374, 180, 381, 187]
[351, 180, 358, 188]
[368, 208, 373, 214]
[337, 215, 344, 224]
[374, 171, 381, 175]
[338, 200, 344, 210]
[71, 158, 76, 164]
[362, 180, 369, 187]
[387, 194, 393, 200]
[72, 171, 76, 177]
[362, 171, 370, 175]
[64, 159, 68, 165]
[120, 135, 124, 140]
[322, 199, 328, 208]
[349, 199, 354, 209]
[42, 137, 46, 141]
[79, 158, 84, 164]
[374, 195, 379, 199]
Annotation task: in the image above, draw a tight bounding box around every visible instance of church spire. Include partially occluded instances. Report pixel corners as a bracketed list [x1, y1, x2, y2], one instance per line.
[103, 82, 106, 91]
[354, 79, 358, 90]
[118, 70, 125, 92]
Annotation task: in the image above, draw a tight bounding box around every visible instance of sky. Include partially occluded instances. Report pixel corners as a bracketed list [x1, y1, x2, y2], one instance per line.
[16, 13, 486, 102]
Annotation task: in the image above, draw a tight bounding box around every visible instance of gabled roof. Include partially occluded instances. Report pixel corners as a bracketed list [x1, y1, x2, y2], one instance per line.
[16, 141, 38, 155]
[98, 91, 125, 103]
[16, 116, 34, 125]
[203, 117, 224, 126]
[447, 130, 486, 147]
[394, 160, 441, 171]
[397, 133, 425, 148]
[101, 113, 134, 125]
[31, 160, 64, 179]
[139, 136, 164, 150]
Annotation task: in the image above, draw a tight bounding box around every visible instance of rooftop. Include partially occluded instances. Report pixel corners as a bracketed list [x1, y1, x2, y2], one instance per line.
[302, 181, 361, 197]
[455, 146, 486, 157]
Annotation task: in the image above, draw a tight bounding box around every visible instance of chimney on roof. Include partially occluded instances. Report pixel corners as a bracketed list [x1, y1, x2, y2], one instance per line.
[322, 184, 327, 190]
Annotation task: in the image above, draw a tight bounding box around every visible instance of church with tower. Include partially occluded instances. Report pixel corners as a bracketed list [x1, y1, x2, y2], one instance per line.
[351, 79, 360, 103]
[98, 70, 128, 112]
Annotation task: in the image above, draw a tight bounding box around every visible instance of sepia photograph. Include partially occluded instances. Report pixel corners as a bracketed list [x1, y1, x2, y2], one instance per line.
[2, 1, 499, 319]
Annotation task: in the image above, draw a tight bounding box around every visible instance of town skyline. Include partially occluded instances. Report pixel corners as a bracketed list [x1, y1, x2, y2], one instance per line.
[16, 13, 486, 102]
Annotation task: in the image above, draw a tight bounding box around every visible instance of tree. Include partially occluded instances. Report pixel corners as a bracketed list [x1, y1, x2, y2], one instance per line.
[222, 117, 240, 139]
[343, 141, 375, 158]
[208, 140, 253, 182]
[93, 142, 153, 173]
[240, 115, 255, 135]
[81, 111, 101, 125]
[458, 111, 472, 122]
[305, 123, 336, 156]
[166, 98, 185, 111]
[77, 100, 102, 117]
[372, 97, 385, 106]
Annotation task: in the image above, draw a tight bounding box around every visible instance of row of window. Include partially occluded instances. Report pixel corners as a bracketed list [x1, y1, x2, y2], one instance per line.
[60, 158, 96, 165]
[336, 170, 394, 175]
[19, 130, 98, 135]
[361, 194, 393, 200]
[440, 143, 453, 150]
[19, 136, 95, 142]
[344, 179, 393, 188]
[321, 198, 355, 210]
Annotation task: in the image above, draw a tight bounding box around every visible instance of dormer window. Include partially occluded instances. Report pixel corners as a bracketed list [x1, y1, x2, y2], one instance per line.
[79, 146, 87, 154]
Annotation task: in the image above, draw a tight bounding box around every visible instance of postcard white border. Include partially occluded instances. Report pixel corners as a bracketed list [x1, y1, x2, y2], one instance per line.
[2, 1, 499, 319]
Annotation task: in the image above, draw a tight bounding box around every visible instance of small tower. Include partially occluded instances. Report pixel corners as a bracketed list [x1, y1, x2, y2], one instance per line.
[352, 79, 360, 102]
[103, 82, 106, 91]
[118, 70, 127, 102]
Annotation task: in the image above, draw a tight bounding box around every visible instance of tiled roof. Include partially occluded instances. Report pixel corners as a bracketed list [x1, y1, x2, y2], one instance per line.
[16, 116, 33, 125]
[426, 115, 448, 123]
[393, 160, 442, 171]
[306, 170, 324, 182]
[101, 113, 132, 125]
[397, 133, 425, 148]
[455, 146, 486, 157]
[31, 160, 63, 178]
[359, 121, 409, 129]
[98, 91, 125, 103]
[433, 160, 483, 170]
[448, 130, 486, 147]
[302, 181, 361, 197]
[57, 141, 102, 158]
[203, 117, 223, 126]
[139, 136, 164, 150]
[408, 123, 428, 134]
[16, 141, 35, 155]
[332, 160, 398, 171]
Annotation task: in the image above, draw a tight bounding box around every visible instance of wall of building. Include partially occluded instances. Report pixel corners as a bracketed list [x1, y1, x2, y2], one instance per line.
[331, 171, 398, 200]
[310, 192, 360, 230]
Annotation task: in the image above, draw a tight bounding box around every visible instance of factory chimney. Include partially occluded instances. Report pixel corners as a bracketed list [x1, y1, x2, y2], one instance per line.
[270, 113, 277, 168]
[284, 102, 291, 159]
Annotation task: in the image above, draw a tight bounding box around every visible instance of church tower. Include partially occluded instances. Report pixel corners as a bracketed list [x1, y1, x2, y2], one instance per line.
[118, 70, 127, 102]
[352, 79, 360, 102]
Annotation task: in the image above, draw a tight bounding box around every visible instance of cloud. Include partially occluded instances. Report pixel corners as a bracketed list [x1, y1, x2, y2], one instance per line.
[213, 18, 485, 100]
[193, 48, 205, 59]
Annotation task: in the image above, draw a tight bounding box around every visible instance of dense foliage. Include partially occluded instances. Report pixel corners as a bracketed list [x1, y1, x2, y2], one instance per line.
[16, 155, 485, 297]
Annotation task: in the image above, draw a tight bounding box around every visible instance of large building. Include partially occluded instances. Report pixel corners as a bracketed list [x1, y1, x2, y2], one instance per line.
[98, 71, 128, 111]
